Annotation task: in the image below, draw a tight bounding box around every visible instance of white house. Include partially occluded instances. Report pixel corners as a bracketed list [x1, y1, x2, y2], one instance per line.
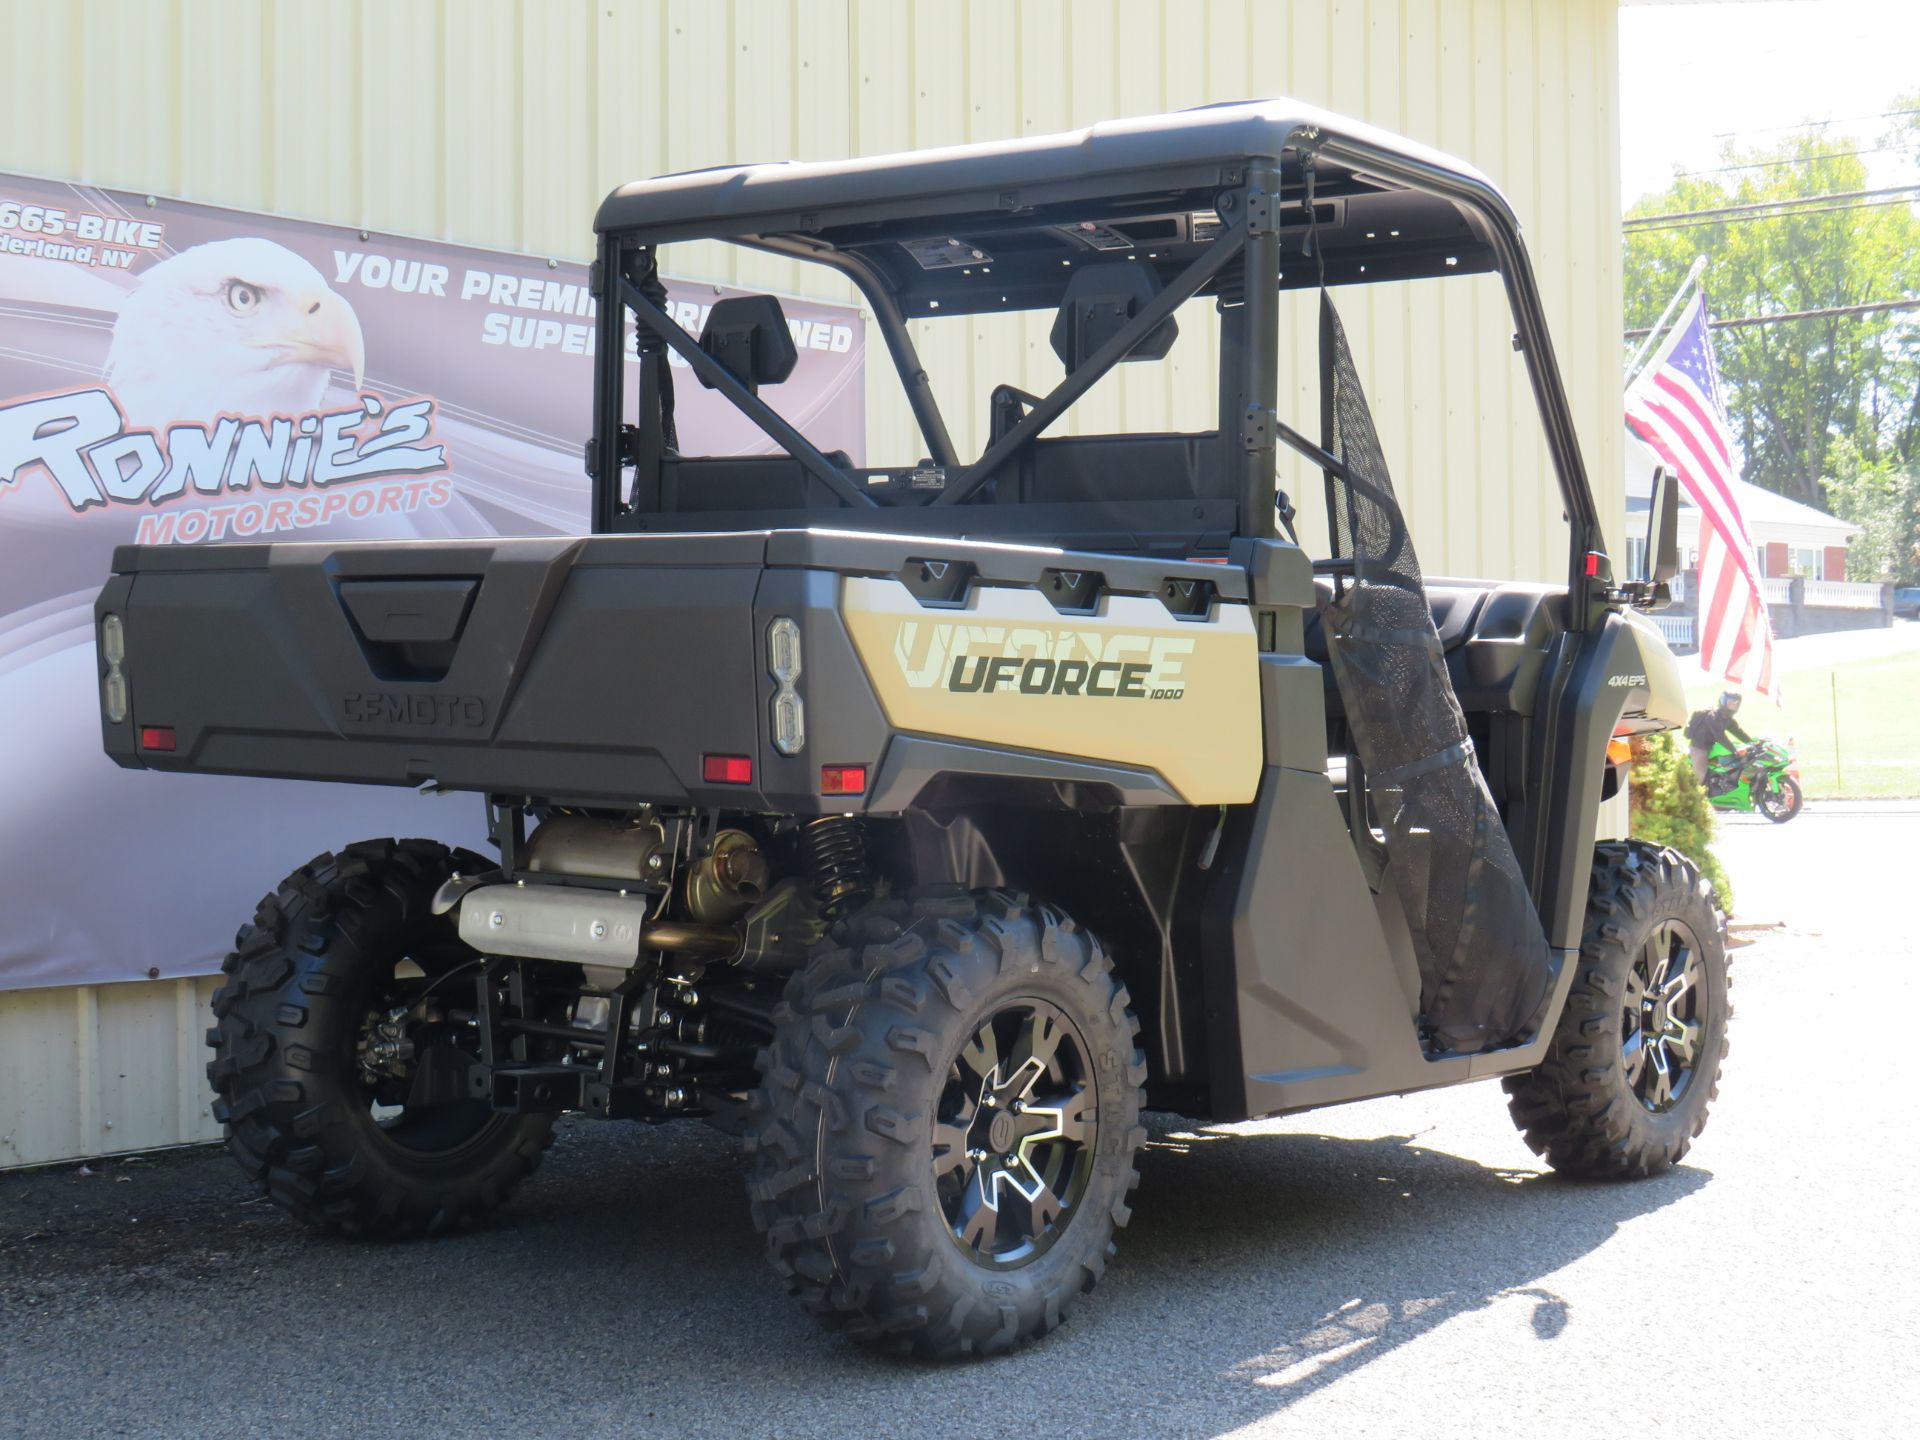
[1625, 429, 1861, 581]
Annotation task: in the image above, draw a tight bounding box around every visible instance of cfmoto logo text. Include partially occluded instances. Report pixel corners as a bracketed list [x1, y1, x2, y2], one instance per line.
[341, 692, 486, 728]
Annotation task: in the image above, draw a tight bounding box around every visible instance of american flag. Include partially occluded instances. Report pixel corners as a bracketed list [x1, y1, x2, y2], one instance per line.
[1625, 291, 1778, 699]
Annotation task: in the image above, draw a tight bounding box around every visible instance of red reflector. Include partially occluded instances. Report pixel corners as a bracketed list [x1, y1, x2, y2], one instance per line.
[140, 726, 177, 752]
[820, 764, 868, 795]
[1584, 551, 1602, 578]
[701, 753, 753, 785]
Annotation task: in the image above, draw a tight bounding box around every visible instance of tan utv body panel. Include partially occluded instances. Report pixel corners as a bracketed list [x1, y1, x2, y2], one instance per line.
[1620, 609, 1690, 730]
[841, 575, 1263, 804]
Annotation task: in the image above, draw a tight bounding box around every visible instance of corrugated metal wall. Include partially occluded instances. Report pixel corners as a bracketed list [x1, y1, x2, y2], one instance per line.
[0, 0, 1621, 1169]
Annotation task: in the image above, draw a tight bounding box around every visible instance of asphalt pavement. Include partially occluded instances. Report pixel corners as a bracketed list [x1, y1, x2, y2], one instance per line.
[2, 802, 1915, 1439]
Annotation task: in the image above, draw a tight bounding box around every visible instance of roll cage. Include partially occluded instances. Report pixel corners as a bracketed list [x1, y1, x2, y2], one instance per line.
[586, 100, 1608, 626]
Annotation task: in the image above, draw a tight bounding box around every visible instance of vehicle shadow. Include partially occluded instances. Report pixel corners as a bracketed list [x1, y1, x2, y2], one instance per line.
[1087, 1122, 1710, 1424]
[461, 1115, 1712, 1434]
[0, 1116, 1713, 1438]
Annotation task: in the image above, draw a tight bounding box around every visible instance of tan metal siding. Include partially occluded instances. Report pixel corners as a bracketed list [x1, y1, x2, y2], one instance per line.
[0, 0, 1621, 1168]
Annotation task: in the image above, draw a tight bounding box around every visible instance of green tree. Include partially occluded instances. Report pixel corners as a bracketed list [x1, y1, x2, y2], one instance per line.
[1625, 106, 1920, 509]
[1823, 437, 1920, 583]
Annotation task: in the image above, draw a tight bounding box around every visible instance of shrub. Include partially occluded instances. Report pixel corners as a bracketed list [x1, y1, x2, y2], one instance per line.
[1628, 732, 1735, 913]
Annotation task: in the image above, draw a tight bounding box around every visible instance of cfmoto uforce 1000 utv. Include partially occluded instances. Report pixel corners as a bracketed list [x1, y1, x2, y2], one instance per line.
[98, 101, 1724, 1357]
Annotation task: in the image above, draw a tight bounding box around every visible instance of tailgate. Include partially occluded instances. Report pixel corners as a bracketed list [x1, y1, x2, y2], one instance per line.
[96, 533, 770, 803]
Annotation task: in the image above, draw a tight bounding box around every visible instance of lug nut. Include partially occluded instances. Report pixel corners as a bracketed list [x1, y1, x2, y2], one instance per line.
[968, 1148, 989, 1163]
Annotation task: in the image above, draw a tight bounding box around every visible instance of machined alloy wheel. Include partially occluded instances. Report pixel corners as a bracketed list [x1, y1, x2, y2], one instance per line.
[1620, 918, 1704, 1113]
[934, 999, 1097, 1268]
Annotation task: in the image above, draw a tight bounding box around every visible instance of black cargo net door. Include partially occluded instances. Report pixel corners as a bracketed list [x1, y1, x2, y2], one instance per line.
[1315, 293, 1553, 1056]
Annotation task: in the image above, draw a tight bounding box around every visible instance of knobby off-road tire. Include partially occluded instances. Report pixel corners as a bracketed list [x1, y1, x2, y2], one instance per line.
[207, 838, 553, 1236]
[746, 889, 1147, 1358]
[1504, 840, 1730, 1178]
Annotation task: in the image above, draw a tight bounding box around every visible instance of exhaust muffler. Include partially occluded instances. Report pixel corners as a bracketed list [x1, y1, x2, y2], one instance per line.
[452, 882, 738, 968]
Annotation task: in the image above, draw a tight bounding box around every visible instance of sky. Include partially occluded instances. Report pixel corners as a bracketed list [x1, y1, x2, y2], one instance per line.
[1619, 0, 1920, 208]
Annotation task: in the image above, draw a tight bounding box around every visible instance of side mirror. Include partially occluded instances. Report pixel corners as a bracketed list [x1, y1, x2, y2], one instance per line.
[1645, 465, 1681, 586]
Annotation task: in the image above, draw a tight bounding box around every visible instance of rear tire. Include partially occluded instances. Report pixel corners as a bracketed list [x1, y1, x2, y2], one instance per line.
[207, 838, 553, 1237]
[1503, 841, 1730, 1179]
[746, 889, 1146, 1358]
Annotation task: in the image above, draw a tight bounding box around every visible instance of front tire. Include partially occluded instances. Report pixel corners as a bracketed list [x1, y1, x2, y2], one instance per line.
[1758, 774, 1803, 823]
[746, 889, 1146, 1358]
[1503, 841, 1730, 1178]
[207, 838, 553, 1237]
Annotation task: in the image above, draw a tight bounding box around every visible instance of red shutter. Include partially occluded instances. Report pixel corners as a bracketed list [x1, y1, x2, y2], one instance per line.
[1763, 541, 1789, 577]
[1822, 545, 1849, 581]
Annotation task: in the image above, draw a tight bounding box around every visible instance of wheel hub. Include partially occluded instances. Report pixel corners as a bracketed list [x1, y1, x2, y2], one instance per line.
[985, 1109, 1017, 1154]
[932, 999, 1097, 1268]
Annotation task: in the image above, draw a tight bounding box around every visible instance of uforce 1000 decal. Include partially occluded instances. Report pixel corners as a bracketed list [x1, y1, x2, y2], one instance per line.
[841, 575, 1263, 804]
[895, 620, 1195, 700]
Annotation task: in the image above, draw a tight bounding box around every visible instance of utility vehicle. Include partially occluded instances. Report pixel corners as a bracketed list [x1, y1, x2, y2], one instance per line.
[97, 101, 1725, 1358]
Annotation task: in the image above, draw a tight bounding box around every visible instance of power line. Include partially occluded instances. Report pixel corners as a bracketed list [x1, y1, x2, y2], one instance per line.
[1625, 185, 1920, 228]
[1623, 297, 1920, 340]
[1625, 196, 1920, 235]
[1709, 106, 1920, 140]
[1676, 145, 1906, 178]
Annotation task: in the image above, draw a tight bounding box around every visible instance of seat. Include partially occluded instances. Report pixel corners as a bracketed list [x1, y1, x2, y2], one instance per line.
[1303, 578, 1565, 716]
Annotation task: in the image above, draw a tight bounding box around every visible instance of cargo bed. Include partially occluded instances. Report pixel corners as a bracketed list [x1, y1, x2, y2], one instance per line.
[96, 530, 1254, 811]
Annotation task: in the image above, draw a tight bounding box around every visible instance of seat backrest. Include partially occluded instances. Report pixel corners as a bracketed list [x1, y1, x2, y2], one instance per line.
[1004, 432, 1223, 506]
[1305, 578, 1566, 716]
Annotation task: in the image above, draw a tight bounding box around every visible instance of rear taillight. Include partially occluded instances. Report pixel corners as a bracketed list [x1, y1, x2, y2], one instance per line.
[140, 726, 176, 752]
[101, 614, 128, 723]
[767, 616, 805, 756]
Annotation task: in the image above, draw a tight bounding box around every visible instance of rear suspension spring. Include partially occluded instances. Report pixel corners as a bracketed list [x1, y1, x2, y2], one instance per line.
[803, 815, 870, 916]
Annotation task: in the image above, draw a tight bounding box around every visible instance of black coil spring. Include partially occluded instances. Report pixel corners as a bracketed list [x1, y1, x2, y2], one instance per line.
[803, 815, 870, 916]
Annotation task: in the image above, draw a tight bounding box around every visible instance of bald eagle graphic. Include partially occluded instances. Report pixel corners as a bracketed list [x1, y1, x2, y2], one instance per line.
[105, 237, 364, 429]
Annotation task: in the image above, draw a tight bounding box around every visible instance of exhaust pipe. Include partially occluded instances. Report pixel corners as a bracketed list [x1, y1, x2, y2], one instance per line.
[452, 882, 738, 968]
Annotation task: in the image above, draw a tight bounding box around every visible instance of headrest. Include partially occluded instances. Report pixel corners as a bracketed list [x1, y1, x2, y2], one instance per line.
[697, 294, 798, 393]
[1049, 262, 1179, 373]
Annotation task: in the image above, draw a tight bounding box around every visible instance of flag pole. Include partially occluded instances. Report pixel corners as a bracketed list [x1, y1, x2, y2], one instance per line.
[1624, 253, 1708, 389]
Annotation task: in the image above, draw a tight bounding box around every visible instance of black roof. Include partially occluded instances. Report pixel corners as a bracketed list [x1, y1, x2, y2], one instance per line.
[594, 100, 1513, 315]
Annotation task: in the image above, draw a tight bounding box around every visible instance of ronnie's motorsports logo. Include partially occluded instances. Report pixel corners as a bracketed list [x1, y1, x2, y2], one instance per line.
[892, 620, 1195, 701]
[341, 692, 486, 729]
[0, 388, 450, 543]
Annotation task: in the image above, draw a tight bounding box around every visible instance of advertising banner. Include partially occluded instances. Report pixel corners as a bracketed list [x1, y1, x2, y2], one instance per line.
[0, 173, 865, 990]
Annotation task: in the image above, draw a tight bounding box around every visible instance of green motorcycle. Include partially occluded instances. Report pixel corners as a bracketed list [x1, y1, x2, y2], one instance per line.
[1705, 736, 1803, 823]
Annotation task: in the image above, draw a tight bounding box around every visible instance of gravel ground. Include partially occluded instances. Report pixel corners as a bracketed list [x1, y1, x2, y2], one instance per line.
[2, 803, 1914, 1439]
